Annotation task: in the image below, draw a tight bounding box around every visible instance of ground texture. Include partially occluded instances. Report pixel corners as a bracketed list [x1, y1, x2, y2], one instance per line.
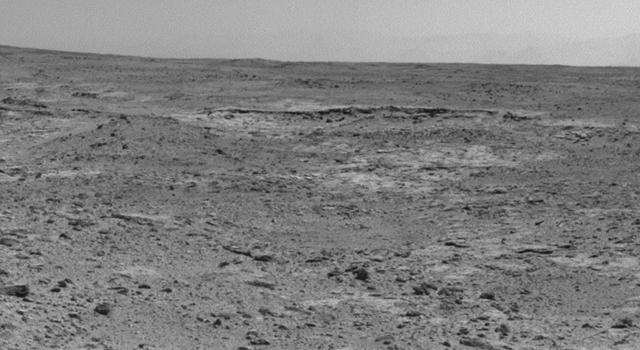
[2, 45, 640, 349]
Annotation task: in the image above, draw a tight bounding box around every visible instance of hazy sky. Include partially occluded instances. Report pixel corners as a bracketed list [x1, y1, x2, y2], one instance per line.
[2, 0, 640, 64]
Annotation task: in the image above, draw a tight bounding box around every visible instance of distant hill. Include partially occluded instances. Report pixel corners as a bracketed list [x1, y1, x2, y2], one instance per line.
[392, 33, 640, 67]
[3, 32, 640, 67]
[349, 32, 640, 67]
[254, 31, 640, 67]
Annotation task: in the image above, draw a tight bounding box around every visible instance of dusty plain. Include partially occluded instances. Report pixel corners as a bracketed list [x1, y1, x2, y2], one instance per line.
[2, 45, 640, 349]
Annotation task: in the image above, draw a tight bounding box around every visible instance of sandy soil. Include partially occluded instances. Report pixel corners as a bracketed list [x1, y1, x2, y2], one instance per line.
[2, 45, 640, 349]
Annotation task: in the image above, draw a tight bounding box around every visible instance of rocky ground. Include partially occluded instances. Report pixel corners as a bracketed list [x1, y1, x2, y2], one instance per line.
[2, 45, 640, 349]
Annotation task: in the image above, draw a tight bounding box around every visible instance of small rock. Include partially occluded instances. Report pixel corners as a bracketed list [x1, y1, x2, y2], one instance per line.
[444, 241, 469, 248]
[413, 282, 437, 296]
[495, 323, 510, 336]
[405, 310, 423, 317]
[612, 317, 634, 329]
[222, 245, 252, 257]
[253, 254, 275, 262]
[232, 257, 246, 264]
[94, 303, 113, 316]
[479, 292, 495, 300]
[258, 307, 276, 317]
[438, 287, 464, 296]
[215, 313, 233, 320]
[238, 311, 253, 319]
[246, 280, 276, 290]
[0, 237, 19, 247]
[327, 268, 342, 277]
[0, 284, 29, 297]
[375, 334, 395, 345]
[395, 251, 411, 258]
[57, 280, 71, 288]
[250, 339, 270, 345]
[459, 337, 497, 349]
[246, 331, 270, 345]
[354, 268, 370, 281]
[109, 286, 129, 295]
[368, 255, 386, 262]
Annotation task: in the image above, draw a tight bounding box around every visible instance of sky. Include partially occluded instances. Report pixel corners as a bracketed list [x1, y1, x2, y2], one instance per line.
[2, 0, 640, 65]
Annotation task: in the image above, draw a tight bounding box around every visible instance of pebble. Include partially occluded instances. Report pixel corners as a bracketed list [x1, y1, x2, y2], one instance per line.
[94, 303, 113, 316]
[611, 317, 633, 329]
[252, 253, 276, 262]
[437, 287, 464, 296]
[479, 291, 495, 300]
[0, 237, 19, 247]
[246, 330, 270, 345]
[246, 280, 276, 290]
[413, 282, 437, 295]
[459, 337, 496, 349]
[327, 268, 342, 277]
[0, 284, 30, 297]
[354, 268, 370, 281]
[404, 311, 423, 317]
[58, 279, 72, 288]
[375, 334, 395, 345]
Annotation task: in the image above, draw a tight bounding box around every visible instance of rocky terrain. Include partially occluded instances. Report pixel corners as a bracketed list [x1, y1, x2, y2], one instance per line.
[2, 45, 640, 349]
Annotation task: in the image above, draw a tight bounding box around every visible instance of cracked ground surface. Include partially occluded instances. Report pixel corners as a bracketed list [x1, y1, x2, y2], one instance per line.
[1, 45, 640, 349]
